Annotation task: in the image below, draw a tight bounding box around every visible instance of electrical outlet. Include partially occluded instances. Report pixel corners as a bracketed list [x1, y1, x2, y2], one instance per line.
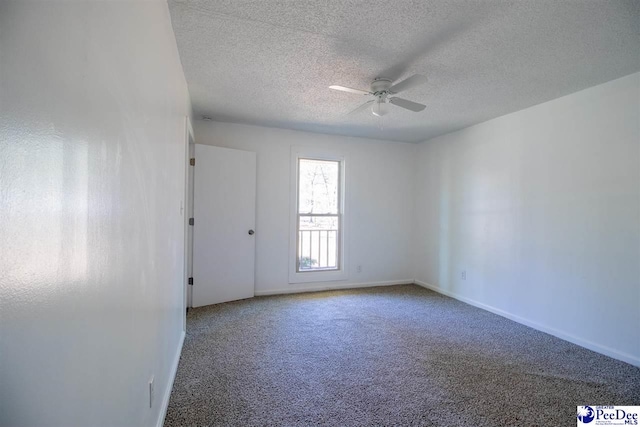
[149, 376, 154, 408]
[357, 265, 362, 273]
[461, 270, 466, 280]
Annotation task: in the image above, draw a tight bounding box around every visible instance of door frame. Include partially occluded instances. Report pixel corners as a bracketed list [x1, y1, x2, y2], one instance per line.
[182, 116, 195, 329]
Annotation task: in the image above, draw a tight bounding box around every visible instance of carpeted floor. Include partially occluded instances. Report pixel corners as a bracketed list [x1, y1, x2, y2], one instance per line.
[164, 284, 639, 426]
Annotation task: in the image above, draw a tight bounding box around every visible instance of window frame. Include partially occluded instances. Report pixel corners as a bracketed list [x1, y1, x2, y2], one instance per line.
[296, 159, 341, 273]
[289, 148, 347, 284]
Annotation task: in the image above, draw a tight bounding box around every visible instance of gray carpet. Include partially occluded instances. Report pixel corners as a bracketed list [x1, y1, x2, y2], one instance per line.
[164, 284, 640, 426]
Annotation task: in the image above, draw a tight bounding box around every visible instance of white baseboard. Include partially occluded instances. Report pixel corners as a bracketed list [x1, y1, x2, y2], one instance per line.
[414, 280, 640, 368]
[156, 330, 185, 427]
[254, 280, 413, 296]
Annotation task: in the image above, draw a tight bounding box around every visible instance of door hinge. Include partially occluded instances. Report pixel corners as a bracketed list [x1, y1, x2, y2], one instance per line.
[188, 277, 193, 285]
[189, 218, 194, 226]
[190, 158, 195, 166]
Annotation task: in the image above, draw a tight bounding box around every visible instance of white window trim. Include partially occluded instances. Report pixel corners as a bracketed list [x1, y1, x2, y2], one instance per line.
[289, 147, 348, 284]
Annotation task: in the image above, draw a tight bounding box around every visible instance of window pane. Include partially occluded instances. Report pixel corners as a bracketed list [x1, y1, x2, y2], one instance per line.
[298, 159, 339, 214]
[298, 215, 339, 271]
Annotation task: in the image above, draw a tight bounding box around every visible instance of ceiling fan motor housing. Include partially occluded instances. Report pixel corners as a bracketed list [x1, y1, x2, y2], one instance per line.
[371, 78, 392, 94]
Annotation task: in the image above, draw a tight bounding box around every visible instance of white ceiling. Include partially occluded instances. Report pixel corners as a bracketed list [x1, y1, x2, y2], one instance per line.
[168, 0, 639, 143]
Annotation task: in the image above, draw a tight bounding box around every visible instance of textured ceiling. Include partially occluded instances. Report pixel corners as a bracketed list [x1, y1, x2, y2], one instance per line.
[168, 0, 640, 143]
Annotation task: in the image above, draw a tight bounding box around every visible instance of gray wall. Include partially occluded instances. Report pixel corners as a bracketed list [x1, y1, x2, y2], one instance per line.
[413, 72, 640, 366]
[0, 1, 191, 425]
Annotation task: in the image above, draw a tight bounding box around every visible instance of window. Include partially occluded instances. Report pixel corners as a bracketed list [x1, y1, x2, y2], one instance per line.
[296, 158, 341, 272]
[289, 150, 346, 283]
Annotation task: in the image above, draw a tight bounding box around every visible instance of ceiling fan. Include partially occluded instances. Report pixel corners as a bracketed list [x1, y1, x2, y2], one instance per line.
[329, 74, 428, 117]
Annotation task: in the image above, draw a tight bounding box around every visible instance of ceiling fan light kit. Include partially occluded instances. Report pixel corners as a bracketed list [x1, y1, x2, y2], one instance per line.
[329, 74, 428, 119]
[372, 98, 389, 117]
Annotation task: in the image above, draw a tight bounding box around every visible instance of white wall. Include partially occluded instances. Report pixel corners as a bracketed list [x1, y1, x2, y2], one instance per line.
[413, 72, 640, 366]
[194, 122, 416, 295]
[0, 2, 190, 426]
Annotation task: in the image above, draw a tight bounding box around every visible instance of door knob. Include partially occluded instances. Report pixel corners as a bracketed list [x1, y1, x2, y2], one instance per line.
[248, 229, 255, 235]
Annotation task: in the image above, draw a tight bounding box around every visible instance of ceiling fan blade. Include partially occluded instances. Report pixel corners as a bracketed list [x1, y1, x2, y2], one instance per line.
[329, 85, 371, 95]
[348, 100, 375, 115]
[389, 74, 428, 93]
[389, 97, 426, 112]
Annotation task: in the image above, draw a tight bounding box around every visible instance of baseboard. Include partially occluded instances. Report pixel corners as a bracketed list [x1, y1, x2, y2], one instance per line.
[254, 280, 413, 296]
[156, 330, 185, 427]
[414, 280, 640, 368]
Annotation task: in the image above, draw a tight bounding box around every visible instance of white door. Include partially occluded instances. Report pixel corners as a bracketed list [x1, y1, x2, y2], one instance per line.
[192, 144, 256, 307]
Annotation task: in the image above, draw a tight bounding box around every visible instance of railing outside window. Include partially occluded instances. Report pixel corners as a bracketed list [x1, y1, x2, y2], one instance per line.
[298, 229, 338, 270]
